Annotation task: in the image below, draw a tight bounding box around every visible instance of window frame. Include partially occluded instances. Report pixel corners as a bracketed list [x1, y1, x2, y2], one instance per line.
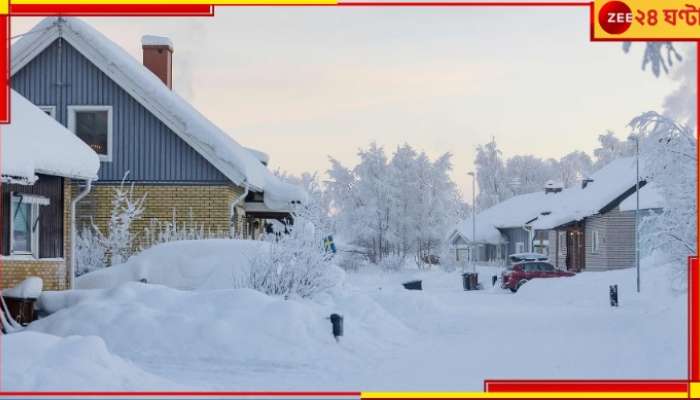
[592, 230, 600, 254]
[38, 105, 56, 119]
[67, 105, 113, 162]
[9, 193, 46, 258]
[558, 231, 566, 255]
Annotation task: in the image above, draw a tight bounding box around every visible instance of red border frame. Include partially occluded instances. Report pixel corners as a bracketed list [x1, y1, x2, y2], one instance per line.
[9, 4, 214, 16]
[0, 2, 697, 398]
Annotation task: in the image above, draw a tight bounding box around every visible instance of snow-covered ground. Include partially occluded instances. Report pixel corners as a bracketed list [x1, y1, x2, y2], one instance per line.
[2, 247, 686, 391]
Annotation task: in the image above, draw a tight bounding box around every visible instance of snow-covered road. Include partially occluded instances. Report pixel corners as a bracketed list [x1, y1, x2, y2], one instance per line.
[3, 263, 687, 391]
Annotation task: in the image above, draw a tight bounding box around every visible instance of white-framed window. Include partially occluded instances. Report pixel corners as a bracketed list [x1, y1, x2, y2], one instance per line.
[10, 193, 48, 258]
[68, 105, 113, 162]
[558, 231, 566, 255]
[38, 106, 56, 119]
[592, 230, 600, 254]
[515, 242, 525, 253]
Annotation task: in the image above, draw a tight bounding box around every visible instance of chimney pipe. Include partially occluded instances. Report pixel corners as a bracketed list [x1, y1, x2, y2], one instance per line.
[141, 35, 173, 89]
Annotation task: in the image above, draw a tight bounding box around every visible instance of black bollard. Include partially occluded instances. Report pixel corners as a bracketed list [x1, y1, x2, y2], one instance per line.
[492, 275, 498, 287]
[610, 285, 618, 307]
[330, 313, 343, 340]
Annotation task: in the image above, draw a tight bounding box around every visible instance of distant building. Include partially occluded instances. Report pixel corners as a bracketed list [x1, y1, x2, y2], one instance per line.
[448, 157, 664, 271]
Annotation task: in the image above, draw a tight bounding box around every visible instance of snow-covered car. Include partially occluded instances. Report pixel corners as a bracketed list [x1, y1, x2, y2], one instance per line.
[508, 252, 549, 264]
[501, 261, 574, 292]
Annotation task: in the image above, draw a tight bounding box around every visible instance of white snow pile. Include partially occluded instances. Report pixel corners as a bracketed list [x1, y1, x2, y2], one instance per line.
[76, 239, 266, 290]
[6, 259, 686, 390]
[12, 18, 306, 209]
[25, 282, 411, 389]
[2, 90, 99, 184]
[2, 277, 42, 299]
[516, 255, 682, 309]
[2, 331, 179, 390]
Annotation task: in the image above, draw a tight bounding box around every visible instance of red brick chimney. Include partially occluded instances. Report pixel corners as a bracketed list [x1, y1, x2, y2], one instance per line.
[141, 35, 173, 89]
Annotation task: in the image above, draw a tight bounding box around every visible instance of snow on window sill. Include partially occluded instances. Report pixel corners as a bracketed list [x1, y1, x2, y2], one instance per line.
[2, 255, 65, 262]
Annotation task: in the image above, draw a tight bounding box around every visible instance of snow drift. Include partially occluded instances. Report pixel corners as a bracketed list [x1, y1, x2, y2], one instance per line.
[26, 282, 412, 390]
[2, 331, 178, 390]
[77, 239, 266, 290]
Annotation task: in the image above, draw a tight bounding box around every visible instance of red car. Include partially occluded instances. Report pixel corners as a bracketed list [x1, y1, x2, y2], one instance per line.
[501, 261, 575, 292]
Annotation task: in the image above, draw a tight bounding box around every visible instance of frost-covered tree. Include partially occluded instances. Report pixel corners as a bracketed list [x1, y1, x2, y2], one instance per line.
[504, 155, 555, 195]
[630, 112, 697, 290]
[592, 130, 635, 169]
[559, 151, 593, 187]
[387, 144, 419, 258]
[623, 42, 683, 78]
[92, 175, 146, 266]
[326, 143, 462, 267]
[663, 45, 696, 130]
[474, 137, 510, 210]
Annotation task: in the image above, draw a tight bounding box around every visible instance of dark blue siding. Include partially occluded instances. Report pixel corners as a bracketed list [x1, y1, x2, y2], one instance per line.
[12, 38, 229, 183]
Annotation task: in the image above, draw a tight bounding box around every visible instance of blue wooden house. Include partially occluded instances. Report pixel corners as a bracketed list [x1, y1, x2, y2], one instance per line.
[11, 17, 305, 242]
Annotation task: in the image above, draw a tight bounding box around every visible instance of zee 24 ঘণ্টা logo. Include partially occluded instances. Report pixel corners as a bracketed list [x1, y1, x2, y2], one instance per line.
[598, 0, 700, 35]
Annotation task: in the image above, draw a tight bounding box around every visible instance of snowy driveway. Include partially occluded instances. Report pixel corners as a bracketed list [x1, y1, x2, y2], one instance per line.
[4, 265, 687, 391]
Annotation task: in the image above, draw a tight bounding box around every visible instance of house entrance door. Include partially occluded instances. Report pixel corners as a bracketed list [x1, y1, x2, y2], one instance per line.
[565, 228, 585, 272]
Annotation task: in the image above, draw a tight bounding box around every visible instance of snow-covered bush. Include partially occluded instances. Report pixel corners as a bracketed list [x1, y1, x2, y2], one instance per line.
[245, 225, 338, 299]
[141, 210, 227, 251]
[378, 254, 404, 272]
[75, 226, 106, 276]
[335, 251, 367, 272]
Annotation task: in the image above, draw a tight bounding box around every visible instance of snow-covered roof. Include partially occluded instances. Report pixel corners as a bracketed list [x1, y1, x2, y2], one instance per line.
[244, 147, 270, 165]
[452, 190, 562, 244]
[2, 90, 100, 184]
[530, 157, 645, 230]
[12, 17, 306, 209]
[451, 157, 653, 244]
[619, 182, 665, 211]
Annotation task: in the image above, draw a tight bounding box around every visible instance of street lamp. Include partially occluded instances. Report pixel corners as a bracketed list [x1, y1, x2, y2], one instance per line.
[628, 133, 641, 293]
[468, 171, 476, 273]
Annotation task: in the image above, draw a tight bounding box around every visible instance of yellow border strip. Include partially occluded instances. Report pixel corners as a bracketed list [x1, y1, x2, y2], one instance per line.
[690, 382, 700, 398]
[10, 0, 336, 4]
[361, 392, 688, 399]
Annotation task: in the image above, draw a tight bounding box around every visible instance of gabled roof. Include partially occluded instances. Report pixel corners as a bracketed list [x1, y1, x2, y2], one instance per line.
[3, 90, 100, 183]
[11, 17, 306, 209]
[530, 157, 650, 229]
[452, 190, 561, 244]
[451, 157, 660, 244]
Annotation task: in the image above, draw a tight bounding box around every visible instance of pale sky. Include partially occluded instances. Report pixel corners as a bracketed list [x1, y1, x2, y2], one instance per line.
[11, 9, 680, 200]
